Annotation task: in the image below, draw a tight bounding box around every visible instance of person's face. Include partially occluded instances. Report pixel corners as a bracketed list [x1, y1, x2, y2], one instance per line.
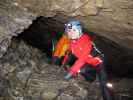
[67, 28, 80, 39]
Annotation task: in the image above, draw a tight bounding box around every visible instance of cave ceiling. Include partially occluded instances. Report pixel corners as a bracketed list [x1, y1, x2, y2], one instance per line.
[0, 0, 133, 57]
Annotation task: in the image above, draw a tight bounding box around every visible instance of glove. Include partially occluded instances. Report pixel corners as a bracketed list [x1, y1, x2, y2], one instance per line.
[64, 72, 73, 80]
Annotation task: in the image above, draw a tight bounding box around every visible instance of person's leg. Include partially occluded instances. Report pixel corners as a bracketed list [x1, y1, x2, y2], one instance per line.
[97, 63, 113, 100]
[63, 52, 77, 67]
[80, 64, 96, 81]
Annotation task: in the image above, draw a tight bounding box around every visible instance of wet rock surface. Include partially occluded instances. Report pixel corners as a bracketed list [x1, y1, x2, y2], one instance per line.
[0, 38, 133, 100]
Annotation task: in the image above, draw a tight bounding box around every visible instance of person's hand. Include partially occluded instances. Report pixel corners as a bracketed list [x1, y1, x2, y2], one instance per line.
[64, 72, 73, 80]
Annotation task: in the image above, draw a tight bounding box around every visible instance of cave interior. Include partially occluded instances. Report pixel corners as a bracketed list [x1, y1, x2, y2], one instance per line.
[15, 16, 133, 79]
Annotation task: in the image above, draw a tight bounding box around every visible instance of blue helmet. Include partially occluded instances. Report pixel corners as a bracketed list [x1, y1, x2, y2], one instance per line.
[65, 19, 82, 35]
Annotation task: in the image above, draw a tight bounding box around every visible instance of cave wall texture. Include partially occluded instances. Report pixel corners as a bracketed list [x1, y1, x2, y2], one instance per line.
[0, 1, 133, 99]
[0, 0, 133, 57]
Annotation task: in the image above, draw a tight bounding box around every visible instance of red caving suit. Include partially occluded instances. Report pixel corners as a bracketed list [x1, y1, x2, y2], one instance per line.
[62, 33, 102, 76]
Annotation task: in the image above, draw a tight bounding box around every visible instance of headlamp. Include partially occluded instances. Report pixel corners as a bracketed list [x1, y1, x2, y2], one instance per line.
[67, 23, 72, 29]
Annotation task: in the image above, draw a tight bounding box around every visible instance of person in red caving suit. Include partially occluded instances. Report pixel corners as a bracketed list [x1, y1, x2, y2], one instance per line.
[62, 19, 113, 100]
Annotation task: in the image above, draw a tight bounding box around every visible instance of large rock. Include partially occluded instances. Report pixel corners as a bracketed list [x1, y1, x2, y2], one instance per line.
[0, 0, 36, 57]
[0, 38, 133, 100]
[0, 39, 103, 100]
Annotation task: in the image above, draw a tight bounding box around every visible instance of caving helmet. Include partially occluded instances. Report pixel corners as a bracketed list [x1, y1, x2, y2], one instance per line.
[65, 19, 82, 39]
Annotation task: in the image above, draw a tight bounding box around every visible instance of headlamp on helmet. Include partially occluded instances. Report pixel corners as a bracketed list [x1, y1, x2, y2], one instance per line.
[65, 19, 82, 39]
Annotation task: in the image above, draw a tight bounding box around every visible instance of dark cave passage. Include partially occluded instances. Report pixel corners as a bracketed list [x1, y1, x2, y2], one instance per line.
[17, 16, 65, 58]
[16, 16, 133, 79]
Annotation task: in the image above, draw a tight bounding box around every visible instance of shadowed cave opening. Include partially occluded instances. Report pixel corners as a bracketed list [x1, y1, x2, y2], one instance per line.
[16, 16, 133, 79]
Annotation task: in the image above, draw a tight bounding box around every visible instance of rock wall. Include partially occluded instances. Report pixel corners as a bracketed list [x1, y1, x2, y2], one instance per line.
[0, 1, 133, 99]
[0, 0, 36, 57]
[15, 0, 133, 49]
[0, 37, 133, 100]
[0, 0, 133, 57]
[0, 38, 102, 100]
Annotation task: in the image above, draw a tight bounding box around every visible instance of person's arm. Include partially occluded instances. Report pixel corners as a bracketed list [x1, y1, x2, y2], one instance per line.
[64, 34, 101, 79]
[65, 35, 92, 78]
[64, 58, 85, 80]
[69, 59, 85, 75]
